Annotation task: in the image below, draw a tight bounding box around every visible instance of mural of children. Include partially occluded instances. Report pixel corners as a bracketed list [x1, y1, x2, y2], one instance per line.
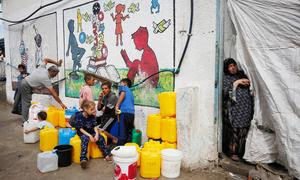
[77, 9, 82, 33]
[111, 4, 129, 46]
[66, 19, 86, 79]
[120, 27, 159, 88]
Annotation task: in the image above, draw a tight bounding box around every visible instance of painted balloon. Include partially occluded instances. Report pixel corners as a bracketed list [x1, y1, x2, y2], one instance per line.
[79, 32, 86, 44]
[93, 2, 101, 15]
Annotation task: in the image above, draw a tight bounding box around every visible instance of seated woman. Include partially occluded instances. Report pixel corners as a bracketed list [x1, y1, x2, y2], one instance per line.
[223, 58, 253, 161]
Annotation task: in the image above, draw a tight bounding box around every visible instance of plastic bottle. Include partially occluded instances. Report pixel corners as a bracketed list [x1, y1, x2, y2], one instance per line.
[161, 117, 177, 143]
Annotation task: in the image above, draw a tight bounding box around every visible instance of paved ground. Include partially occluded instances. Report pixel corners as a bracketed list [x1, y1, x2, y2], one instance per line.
[0, 82, 232, 180]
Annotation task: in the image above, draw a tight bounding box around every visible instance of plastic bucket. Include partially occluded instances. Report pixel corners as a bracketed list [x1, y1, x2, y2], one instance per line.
[161, 149, 183, 178]
[54, 145, 73, 167]
[112, 146, 138, 180]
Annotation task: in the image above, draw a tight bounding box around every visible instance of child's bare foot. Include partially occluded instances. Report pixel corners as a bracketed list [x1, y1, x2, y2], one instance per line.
[80, 160, 88, 169]
[105, 155, 112, 162]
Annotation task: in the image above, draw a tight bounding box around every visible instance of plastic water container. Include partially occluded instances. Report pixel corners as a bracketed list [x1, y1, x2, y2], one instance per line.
[132, 129, 142, 146]
[158, 92, 176, 117]
[111, 146, 138, 180]
[90, 132, 107, 158]
[70, 135, 90, 163]
[47, 107, 59, 127]
[54, 145, 73, 167]
[58, 128, 76, 145]
[58, 109, 66, 128]
[161, 149, 183, 178]
[23, 120, 39, 143]
[147, 114, 161, 139]
[143, 140, 163, 151]
[40, 127, 58, 152]
[140, 148, 161, 178]
[37, 151, 58, 173]
[161, 117, 177, 143]
[65, 107, 79, 120]
[125, 143, 141, 167]
[162, 141, 177, 149]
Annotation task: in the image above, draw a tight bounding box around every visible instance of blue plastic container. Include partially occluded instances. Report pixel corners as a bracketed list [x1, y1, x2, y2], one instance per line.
[65, 107, 79, 119]
[58, 128, 76, 145]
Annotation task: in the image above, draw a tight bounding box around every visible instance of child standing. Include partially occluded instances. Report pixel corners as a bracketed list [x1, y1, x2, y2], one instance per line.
[115, 78, 135, 144]
[79, 73, 94, 108]
[75, 100, 112, 169]
[12, 64, 29, 115]
[24, 111, 53, 134]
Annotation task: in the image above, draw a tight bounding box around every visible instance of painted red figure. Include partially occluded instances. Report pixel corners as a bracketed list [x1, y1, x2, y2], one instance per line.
[111, 4, 129, 46]
[121, 27, 159, 88]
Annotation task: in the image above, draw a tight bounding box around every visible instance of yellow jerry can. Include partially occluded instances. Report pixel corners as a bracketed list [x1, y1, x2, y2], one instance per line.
[58, 109, 66, 128]
[161, 117, 177, 143]
[158, 92, 176, 117]
[46, 107, 59, 127]
[39, 127, 58, 152]
[147, 114, 161, 139]
[140, 148, 161, 178]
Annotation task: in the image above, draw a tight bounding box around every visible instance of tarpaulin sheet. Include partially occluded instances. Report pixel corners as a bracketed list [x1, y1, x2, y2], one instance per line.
[227, 0, 300, 178]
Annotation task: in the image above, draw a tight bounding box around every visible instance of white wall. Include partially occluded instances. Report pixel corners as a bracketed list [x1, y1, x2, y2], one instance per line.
[3, 0, 218, 169]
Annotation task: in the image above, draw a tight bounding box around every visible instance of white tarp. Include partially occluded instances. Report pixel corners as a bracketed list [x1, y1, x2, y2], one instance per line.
[227, 0, 300, 178]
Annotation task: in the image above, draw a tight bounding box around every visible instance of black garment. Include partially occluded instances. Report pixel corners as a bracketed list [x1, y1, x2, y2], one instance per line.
[223, 71, 253, 128]
[123, 113, 135, 143]
[230, 126, 249, 158]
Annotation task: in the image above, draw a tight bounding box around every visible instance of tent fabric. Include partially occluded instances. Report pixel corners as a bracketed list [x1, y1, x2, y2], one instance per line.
[226, 0, 300, 178]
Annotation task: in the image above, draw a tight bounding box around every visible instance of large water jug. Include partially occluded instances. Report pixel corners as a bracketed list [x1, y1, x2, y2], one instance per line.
[23, 120, 39, 143]
[37, 151, 58, 173]
[58, 109, 66, 128]
[147, 114, 161, 139]
[158, 92, 176, 117]
[58, 128, 76, 145]
[70, 135, 90, 163]
[161, 117, 177, 143]
[143, 140, 163, 151]
[46, 107, 59, 127]
[90, 132, 107, 158]
[40, 127, 58, 151]
[140, 148, 161, 178]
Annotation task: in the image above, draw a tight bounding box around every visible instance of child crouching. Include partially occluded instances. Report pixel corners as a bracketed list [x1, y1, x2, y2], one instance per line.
[75, 100, 112, 169]
[24, 111, 53, 134]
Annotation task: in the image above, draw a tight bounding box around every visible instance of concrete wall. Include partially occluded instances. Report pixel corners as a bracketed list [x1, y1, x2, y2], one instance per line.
[2, 0, 218, 169]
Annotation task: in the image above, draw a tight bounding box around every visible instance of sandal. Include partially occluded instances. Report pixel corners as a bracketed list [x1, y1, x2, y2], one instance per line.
[231, 155, 240, 161]
[105, 155, 113, 162]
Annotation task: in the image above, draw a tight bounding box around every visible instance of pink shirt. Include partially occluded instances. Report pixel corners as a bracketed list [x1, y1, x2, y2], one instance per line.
[79, 85, 93, 108]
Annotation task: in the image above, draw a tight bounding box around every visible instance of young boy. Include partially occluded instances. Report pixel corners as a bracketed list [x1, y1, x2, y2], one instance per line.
[24, 111, 53, 134]
[12, 64, 29, 115]
[97, 81, 118, 131]
[79, 73, 94, 108]
[115, 78, 135, 143]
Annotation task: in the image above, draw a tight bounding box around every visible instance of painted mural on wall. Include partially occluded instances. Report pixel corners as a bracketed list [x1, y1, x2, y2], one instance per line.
[64, 0, 174, 107]
[8, 13, 58, 93]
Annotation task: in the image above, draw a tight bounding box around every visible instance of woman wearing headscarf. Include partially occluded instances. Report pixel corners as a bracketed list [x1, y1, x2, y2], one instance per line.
[223, 58, 253, 161]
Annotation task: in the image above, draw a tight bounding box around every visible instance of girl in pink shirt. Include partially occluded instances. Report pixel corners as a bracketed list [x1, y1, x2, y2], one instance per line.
[79, 74, 95, 108]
